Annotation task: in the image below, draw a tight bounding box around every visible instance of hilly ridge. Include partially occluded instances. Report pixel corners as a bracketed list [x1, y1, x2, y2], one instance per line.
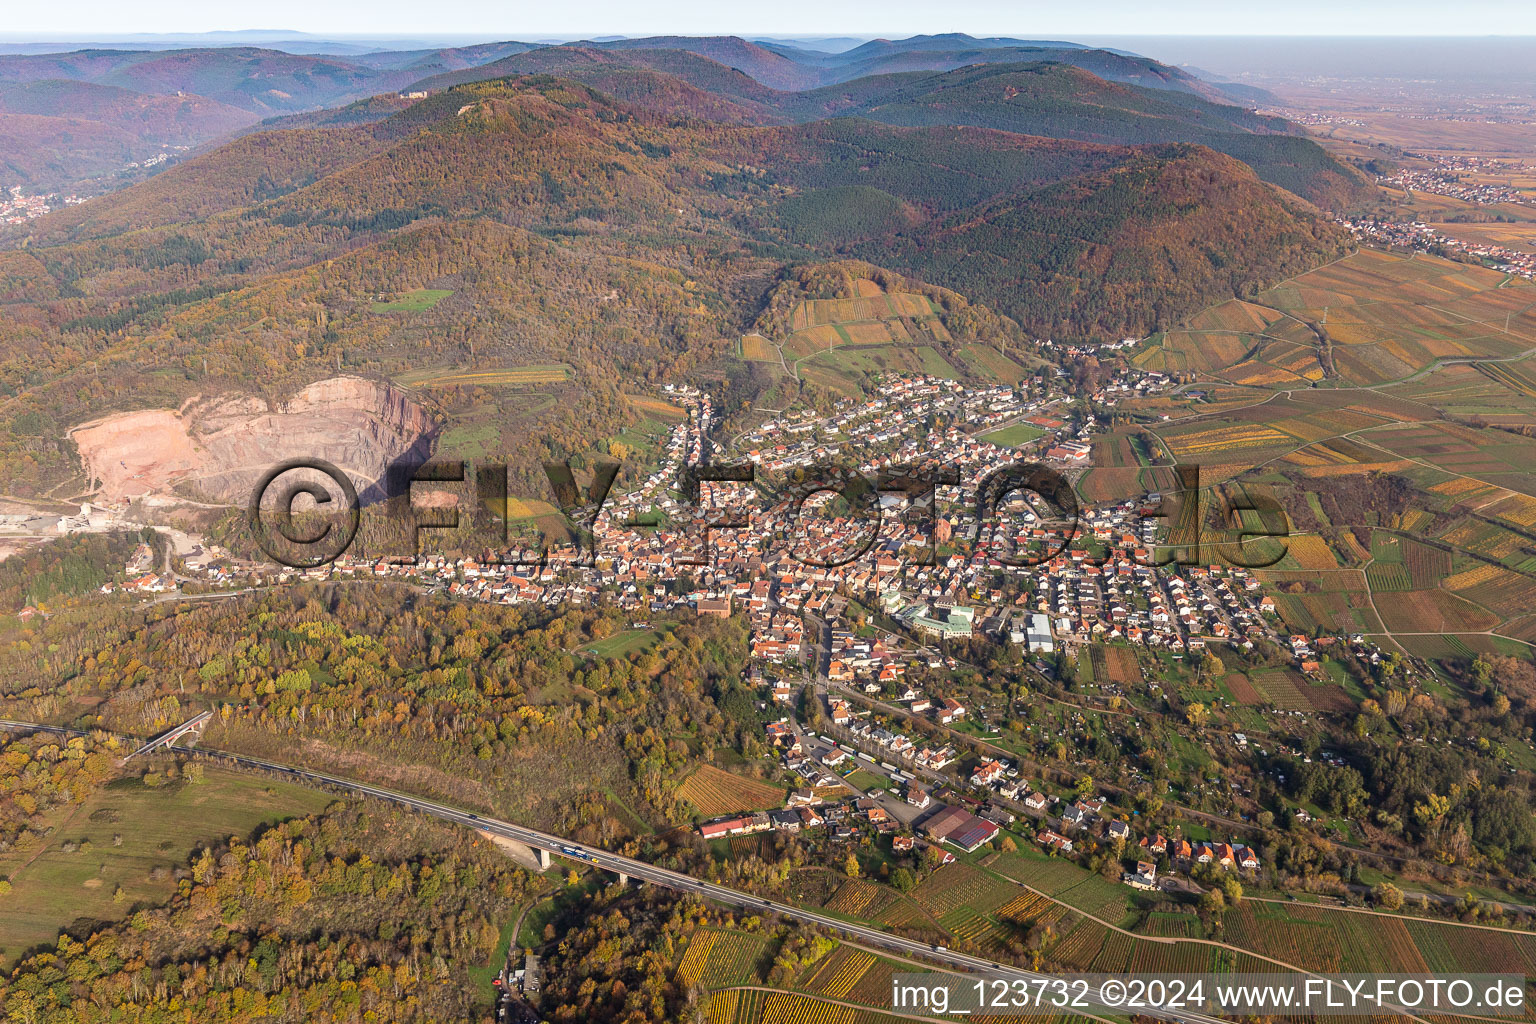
[410, 52, 1369, 207]
[0, 80, 257, 191]
[0, 33, 1364, 204]
[0, 72, 1352, 495]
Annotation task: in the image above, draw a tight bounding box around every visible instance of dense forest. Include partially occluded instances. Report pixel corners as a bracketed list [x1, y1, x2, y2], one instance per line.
[0, 531, 142, 612]
[0, 72, 1351, 496]
[0, 802, 540, 1022]
[0, 586, 764, 838]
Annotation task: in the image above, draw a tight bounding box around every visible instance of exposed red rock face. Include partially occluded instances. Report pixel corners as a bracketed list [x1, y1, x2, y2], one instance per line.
[70, 376, 437, 505]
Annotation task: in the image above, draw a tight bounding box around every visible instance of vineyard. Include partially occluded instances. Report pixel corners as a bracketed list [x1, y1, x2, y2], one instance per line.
[1406, 919, 1536, 975]
[1284, 534, 1341, 570]
[1448, 564, 1536, 618]
[1402, 537, 1453, 587]
[1092, 930, 1141, 972]
[996, 890, 1067, 929]
[1486, 490, 1536, 529]
[1476, 360, 1536, 399]
[625, 393, 688, 421]
[1049, 918, 1108, 969]
[1254, 250, 1536, 386]
[705, 990, 740, 1024]
[396, 364, 570, 387]
[1088, 644, 1144, 686]
[1441, 518, 1530, 560]
[1164, 424, 1293, 458]
[986, 851, 1094, 896]
[1366, 563, 1412, 592]
[1140, 910, 1200, 938]
[1221, 904, 1342, 972]
[801, 947, 878, 998]
[697, 929, 771, 988]
[940, 905, 1007, 954]
[789, 292, 939, 330]
[723, 989, 764, 1024]
[1376, 588, 1499, 633]
[759, 991, 857, 1024]
[823, 879, 886, 918]
[1130, 941, 1214, 973]
[1053, 875, 1132, 923]
[1225, 672, 1263, 705]
[911, 864, 1015, 917]
[677, 764, 785, 817]
[959, 344, 1028, 383]
[676, 930, 719, 987]
[1243, 667, 1313, 711]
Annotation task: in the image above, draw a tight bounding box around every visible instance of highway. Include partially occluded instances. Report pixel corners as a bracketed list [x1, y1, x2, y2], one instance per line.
[161, 742, 1246, 1024]
[0, 718, 1340, 1024]
[172, 745, 1011, 966]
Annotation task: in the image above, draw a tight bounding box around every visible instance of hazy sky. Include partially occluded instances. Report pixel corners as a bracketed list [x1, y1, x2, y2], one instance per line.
[6, 0, 1536, 38]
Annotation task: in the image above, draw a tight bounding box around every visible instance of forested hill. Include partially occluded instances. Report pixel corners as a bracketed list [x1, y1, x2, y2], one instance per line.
[411, 53, 1369, 208]
[854, 144, 1352, 338]
[0, 34, 1362, 204]
[0, 74, 1348, 494]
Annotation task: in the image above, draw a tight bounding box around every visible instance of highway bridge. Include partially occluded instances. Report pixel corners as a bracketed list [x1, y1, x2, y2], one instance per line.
[0, 717, 1240, 1024]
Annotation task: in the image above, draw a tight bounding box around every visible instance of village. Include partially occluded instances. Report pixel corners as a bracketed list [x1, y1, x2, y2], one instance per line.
[0, 185, 86, 224]
[1338, 215, 1536, 280]
[1380, 154, 1536, 209]
[694, 697, 1267, 901]
[77, 368, 1407, 899]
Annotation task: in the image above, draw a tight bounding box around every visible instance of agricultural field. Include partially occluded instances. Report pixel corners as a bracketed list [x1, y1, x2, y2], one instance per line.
[0, 768, 331, 966]
[1087, 644, 1144, 686]
[625, 393, 688, 422]
[1281, 534, 1343, 570]
[1154, 389, 1430, 468]
[1256, 569, 1385, 634]
[1090, 431, 1151, 469]
[1254, 249, 1536, 386]
[823, 879, 890, 918]
[1395, 631, 1531, 661]
[1366, 532, 1452, 591]
[911, 863, 1015, 918]
[1222, 900, 1536, 978]
[1375, 588, 1499, 633]
[771, 284, 1016, 395]
[742, 334, 780, 362]
[396, 364, 571, 388]
[1076, 466, 1143, 504]
[1142, 253, 1536, 408]
[1370, 423, 1536, 497]
[676, 927, 771, 989]
[1445, 564, 1536, 619]
[1247, 667, 1311, 710]
[676, 764, 786, 817]
[799, 946, 879, 998]
[994, 890, 1068, 930]
[958, 344, 1029, 383]
[370, 287, 453, 312]
[1221, 902, 1345, 972]
[1389, 361, 1536, 430]
[1436, 517, 1534, 564]
[789, 292, 940, 331]
[712, 990, 919, 1024]
[1131, 300, 1300, 380]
